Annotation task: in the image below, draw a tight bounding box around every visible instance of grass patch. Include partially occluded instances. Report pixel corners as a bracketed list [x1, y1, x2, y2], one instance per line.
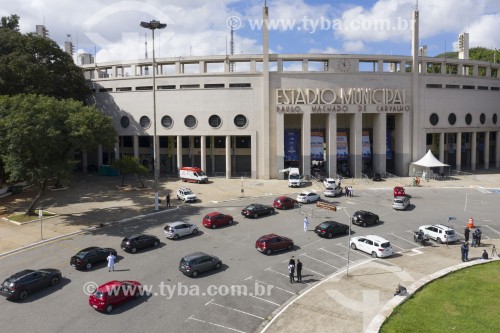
[8, 210, 56, 223]
[381, 261, 500, 333]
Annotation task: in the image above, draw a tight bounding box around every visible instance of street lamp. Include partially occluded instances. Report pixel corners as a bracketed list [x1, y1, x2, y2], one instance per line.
[140, 20, 167, 211]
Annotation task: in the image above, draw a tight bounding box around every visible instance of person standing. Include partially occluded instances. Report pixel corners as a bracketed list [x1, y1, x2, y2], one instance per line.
[107, 252, 116, 272]
[464, 227, 470, 243]
[289, 256, 296, 268]
[349, 186, 354, 197]
[166, 193, 171, 207]
[482, 250, 489, 259]
[476, 228, 482, 247]
[288, 263, 295, 283]
[471, 230, 477, 247]
[461, 242, 469, 262]
[296, 259, 303, 283]
[345, 186, 349, 197]
[303, 217, 309, 232]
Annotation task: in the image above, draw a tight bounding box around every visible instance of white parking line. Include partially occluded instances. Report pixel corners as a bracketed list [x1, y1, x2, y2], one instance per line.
[388, 233, 419, 246]
[318, 247, 353, 262]
[472, 186, 491, 194]
[302, 266, 326, 277]
[186, 315, 247, 333]
[265, 267, 289, 278]
[301, 238, 324, 248]
[300, 253, 339, 269]
[483, 225, 500, 235]
[244, 293, 280, 306]
[206, 299, 264, 320]
[252, 279, 295, 295]
[336, 243, 373, 258]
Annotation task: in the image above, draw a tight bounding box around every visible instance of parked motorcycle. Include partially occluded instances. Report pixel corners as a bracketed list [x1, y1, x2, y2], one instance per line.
[413, 230, 429, 246]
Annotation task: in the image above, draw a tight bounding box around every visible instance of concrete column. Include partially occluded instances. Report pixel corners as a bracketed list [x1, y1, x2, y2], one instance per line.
[82, 151, 88, 174]
[350, 113, 362, 178]
[199, 61, 206, 74]
[471, 132, 477, 171]
[439, 132, 445, 162]
[378, 60, 383, 72]
[484, 131, 490, 169]
[327, 113, 337, 178]
[373, 113, 386, 174]
[250, 60, 256, 73]
[225, 136, 231, 179]
[133, 135, 139, 159]
[302, 59, 308, 72]
[97, 144, 103, 166]
[201, 136, 207, 172]
[496, 131, 500, 168]
[251, 131, 257, 179]
[276, 113, 285, 179]
[176, 135, 182, 170]
[302, 112, 311, 177]
[456, 132, 462, 171]
[395, 112, 412, 176]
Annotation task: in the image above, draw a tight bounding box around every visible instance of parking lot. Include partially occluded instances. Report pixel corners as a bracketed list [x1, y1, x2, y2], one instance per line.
[1, 179, 499, 333]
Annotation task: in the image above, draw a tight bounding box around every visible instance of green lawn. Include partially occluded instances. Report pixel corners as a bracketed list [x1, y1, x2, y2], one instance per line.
[381, 260, 500, 333]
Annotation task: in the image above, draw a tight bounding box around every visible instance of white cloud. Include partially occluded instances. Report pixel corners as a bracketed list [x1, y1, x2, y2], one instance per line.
[465, 14, 500, 49]
[343, 40, 364, 52]
[308, 46, 341, 54]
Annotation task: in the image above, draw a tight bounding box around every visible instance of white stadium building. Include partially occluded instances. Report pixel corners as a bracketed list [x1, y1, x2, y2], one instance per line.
[81, 5, 500, 180]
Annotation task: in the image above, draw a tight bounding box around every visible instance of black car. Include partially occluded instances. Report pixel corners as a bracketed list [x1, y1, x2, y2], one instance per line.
[241, 203, 276, 218]
[179, 252, 222, 277]
[121, 234, 160, 253]
[314, 221, 350, 238]
[0, 269, 62, 301]
[70, 246, 117, 270]
[352, 210, 380, 227]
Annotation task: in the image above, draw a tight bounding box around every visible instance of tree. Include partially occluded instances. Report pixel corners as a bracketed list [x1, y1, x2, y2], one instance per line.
[112, 156, 148, 188]
[0, 94, 117, 215]
[0, 14, 19, 31]
[0, 17, 90, 102]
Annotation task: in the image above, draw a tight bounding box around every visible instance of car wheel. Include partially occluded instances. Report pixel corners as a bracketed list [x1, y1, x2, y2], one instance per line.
[376, 218, 379, 224]
[254, 213, 258, 218]
[86, 262, 92, 270]
[287, 244, 293, 250]
[228, 219, 233, 225]
[192, 271, 199, 277]
[215, 262, 221, 269]
[307, 199, 311, 203]
[106, 304, 113, 313]
[265, 249, 272, 255]
[177, 195, 180, 200]
[371, 251, 378, 258]
[18, 290, 29, 301]
[131, 248, 137, 253]
[327, 232, 333, 239]
[182, 178, 186, 182]
[350, 243, 357, 250]
[211, 224, 217, 229]
[134, 291, 141, 298]
[154, 241, 159, 247]
[192, 229, 199, 235]
[363, 222, 367, 227]
[50, 276, 60, 286]
[345, 228, 349, 235]
[437, 238, 443, 244]
[270, 209, 275, 215]
[174, 234, 180, 240]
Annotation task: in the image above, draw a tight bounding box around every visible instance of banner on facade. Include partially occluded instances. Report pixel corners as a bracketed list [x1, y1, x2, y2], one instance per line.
[311, 132, 324, 161]
[362, 131, 371, 159]
[337, 131, 348, 160]
[284, 130, 300, 161]
[386, 130, 392, 160]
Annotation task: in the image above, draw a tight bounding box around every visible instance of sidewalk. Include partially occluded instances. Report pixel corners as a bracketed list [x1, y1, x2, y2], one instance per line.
[1, 172, 499, 333]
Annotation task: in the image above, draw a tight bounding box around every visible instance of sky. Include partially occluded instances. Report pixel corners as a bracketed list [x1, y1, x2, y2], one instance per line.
[1, 0, 499, 63]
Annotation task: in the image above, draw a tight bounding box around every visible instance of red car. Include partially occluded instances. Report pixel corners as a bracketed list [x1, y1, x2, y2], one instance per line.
[202, 212, 234, 229]
[255, 234, 294, 255]
[89, 280, 143, 313]
[273, 196, 298, 210]
[393, 186, 405, 197]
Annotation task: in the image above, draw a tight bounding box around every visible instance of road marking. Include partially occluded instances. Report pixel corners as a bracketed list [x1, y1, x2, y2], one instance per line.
[302, 266, 326, 277]
[483, 225, 500, 235]
[243, 293, 280, 306]
[336, 244, 373, 258]
[472, 186, 491, 194]
[186, 315, 247, 333]
[390, 243, 405, 251]
[265, 267, 289, 278]
[318, 247, 352, 262]
[252, 279, 295, 295]
[301, 238, 323, 248]
[406, 248, 423, 256]
[244, 276, 252, 281]
[300, 253, 339, 269]
[388, 233, 419, 246]
[206, 299, 264, 320]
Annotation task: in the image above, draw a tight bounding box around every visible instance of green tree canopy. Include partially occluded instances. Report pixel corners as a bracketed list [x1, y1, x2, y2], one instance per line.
[0, 14, 20, 31]
[0, 94, 117, 214]
[0, 16, 90, 101]
[112, 156, 148, 187]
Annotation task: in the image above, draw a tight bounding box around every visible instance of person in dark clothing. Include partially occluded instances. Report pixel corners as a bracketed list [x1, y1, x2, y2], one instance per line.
[288, 264, 295, 283]
[475, 228, 482, 247]
[464, 227, 470, 243]
[482, 250, 489, 259]
[471, 230, 477, 247]
[296, 259, 303, 282]
[289, 256, 295, 267]
[461, 242, 469, 261]
[166, 193, 171, 207]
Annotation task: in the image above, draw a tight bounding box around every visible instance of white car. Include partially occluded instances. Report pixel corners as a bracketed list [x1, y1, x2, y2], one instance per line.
[164, 222, 199, 239]
[392, 196, 410, 210]
[296, 191, 320, 204]
[350, 235, 393, 258]
[324, 186, 343, 197]
[323, 178, 336, 188]
[177, 188, 197, 202]
[419, 224, 458, 244]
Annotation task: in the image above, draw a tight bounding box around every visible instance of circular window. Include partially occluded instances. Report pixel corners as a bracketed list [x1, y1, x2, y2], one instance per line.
[209, 115, 222, 128]
[140, 116, 151, 128]
[234, 114, 248, 128]
[429, 113, 439, 126]
[493, 114, 498, 124]
[120, 116, 130, 128]
[465, 113, 472, 125]
[480, 113, 485, 124]
[448, 113, 456, 125]
[184, 115, 197, 128]
[161, 115, 173, 128]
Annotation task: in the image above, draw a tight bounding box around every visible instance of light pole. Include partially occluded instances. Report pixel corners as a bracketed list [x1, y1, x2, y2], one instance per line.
[140, 20, 167, 211]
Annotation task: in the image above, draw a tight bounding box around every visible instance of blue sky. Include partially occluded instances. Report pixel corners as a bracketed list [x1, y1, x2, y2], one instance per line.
[2, 0, 498, 62]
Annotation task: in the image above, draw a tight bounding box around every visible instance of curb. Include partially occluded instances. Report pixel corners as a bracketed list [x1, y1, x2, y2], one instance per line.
[0, 206, 179, 258]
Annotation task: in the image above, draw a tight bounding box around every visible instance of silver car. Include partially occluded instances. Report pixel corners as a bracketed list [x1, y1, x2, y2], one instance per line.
[164, 222, 199, 239]
[392, 196, 410, 210]
[179, 252, 222, 277]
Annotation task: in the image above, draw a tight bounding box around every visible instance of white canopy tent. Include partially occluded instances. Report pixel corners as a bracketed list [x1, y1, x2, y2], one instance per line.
[409, 150, 450, 179]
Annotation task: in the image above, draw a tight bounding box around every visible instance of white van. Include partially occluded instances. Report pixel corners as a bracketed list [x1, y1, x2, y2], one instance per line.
[179, 167, 208, 183]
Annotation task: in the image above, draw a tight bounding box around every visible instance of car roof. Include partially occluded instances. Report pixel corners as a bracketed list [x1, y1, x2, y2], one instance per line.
[275, 196, 291, 200]
[79, 246, 100, 252]
[179, 188, 192, 191]
[394, 196, 407, 200]
[7, 269, 35, 281]
[319, 220, 342, 226]
[205, 212, 221, 217]
[299, 191, 316, 195]
[166, 221, 187, 227]
[182, 252, 209, 260]
[360, 235, 390, 242]
[432, 224, 453, 230]
[325, 178, 335, 181]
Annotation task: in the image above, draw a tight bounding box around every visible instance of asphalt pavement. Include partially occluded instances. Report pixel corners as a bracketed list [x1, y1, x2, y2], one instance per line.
[1, 172, 500, 333]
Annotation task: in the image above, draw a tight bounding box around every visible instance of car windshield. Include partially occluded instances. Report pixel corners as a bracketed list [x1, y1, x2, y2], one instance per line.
[380, 242, 391, 248]
[93, 290, 105, 299]
[394, 199, 403, 204]
[318, 222, 330, 228]
[184, 190, 193, 195]
[289, 174, 300, 180]
[198, 171, 206, 176]
[246, 205, 256, 210]
[74, 250, 89, 259]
